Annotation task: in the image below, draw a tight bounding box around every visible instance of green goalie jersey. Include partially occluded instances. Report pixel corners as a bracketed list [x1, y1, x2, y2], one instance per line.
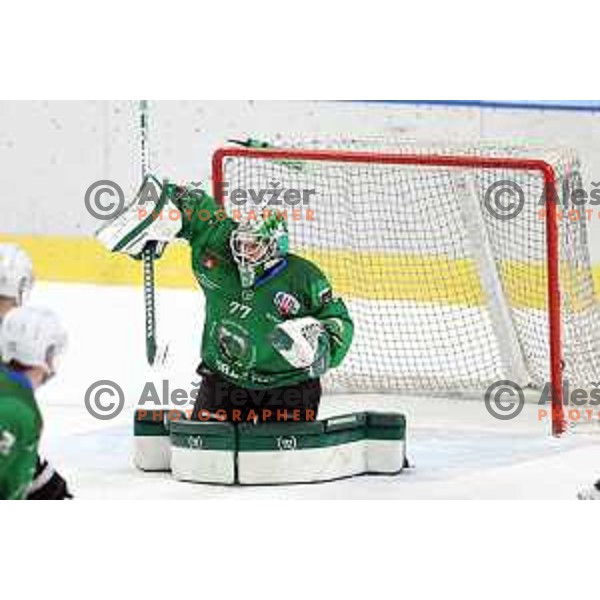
[0, 367, 42, 499]
[176, 189, 354, 389]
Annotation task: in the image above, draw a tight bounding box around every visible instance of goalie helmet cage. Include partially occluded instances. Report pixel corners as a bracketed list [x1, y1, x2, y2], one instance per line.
[211, 139, 600, 436]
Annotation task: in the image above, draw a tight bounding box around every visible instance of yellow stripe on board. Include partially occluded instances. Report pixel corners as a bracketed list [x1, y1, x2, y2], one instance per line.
[301, 250, 486, 305]
[0, 234, 598, 309]
[0, 234, 197, 289]
[303, 250, 588, 310]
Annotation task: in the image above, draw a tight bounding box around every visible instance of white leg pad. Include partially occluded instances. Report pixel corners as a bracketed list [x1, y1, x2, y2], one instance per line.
[169, 420, 236, 485]
[134, 435, 171, 472]
[366, 439, 406, 474]
[170, 448, 235, 485]
[238, 440, 366, 485]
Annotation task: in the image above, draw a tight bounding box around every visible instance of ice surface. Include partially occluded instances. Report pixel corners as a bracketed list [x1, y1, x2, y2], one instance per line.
[31, 282, 600, 499]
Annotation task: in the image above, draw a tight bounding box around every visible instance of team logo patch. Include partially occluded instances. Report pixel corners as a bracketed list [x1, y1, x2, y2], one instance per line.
[277, 436, 297, 451]
[318, 288, 333, 305]
[202, 254, 218, 269]
[187, 435, 203, 450]
[216, 322, 253, 366]
[274, 291, 301, 317]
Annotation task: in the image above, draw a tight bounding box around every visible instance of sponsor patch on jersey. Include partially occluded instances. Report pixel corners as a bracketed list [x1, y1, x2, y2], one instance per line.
[0, 430, 16, 457]
[274, 291, 301, 317]
[198, 273, 221, 291]
[318, 287, 333, 305]
[202, 254, 218, 269]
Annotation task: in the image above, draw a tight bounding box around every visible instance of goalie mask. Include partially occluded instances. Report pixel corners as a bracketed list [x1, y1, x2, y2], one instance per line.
[230, 214, 289, 288]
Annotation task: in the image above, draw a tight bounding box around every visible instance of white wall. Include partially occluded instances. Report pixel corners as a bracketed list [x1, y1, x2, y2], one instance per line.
[2, 100, 600, 259]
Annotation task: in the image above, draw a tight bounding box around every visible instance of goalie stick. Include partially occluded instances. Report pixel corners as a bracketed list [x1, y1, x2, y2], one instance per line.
[139, 100, 169, 367]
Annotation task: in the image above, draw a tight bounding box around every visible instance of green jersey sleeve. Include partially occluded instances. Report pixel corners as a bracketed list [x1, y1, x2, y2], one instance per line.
[0, 398, 40, 500]
[302, 264, 354, 369]
[176, 189, 237, 260]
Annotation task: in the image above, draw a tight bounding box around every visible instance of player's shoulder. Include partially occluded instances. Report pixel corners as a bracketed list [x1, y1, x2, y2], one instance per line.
[0, 393, 40, 442]
[286, 253, 327, 280]
[0, 369, 40, 419]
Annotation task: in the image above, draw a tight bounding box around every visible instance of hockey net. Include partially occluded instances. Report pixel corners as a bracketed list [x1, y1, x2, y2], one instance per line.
[212, 138, 600, 435]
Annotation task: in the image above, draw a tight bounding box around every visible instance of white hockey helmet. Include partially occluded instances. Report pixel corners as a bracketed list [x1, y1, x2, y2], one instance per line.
[0, 244, 34, 305]
[0, 306, 67, 376]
